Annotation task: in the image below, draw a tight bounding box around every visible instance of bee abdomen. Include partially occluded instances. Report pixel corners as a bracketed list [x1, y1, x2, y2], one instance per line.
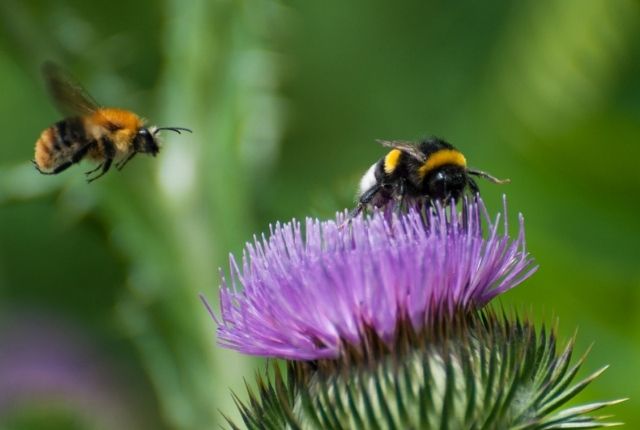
[34, 117, 87, 172]
[34, 127, 58, 171]
[55, 117, 85, 147]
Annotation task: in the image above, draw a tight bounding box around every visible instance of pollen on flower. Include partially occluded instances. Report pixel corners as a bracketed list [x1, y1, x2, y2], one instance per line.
[213, 197, 537, 361]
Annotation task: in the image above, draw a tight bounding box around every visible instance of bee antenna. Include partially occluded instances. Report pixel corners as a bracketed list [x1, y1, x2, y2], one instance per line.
[467, 168, 511, 184]
[154, 127, 193, 135]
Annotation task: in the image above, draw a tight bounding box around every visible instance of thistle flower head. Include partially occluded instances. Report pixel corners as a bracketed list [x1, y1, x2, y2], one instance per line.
[216, 197, 536, 360]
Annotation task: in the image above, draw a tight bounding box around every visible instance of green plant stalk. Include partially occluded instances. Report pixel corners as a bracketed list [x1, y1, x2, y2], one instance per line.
[112, 0, 286, 427]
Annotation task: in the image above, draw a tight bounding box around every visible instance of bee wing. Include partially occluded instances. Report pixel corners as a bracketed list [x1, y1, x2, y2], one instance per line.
[376, 139, 427, 162]
[42, 61, 101, 116]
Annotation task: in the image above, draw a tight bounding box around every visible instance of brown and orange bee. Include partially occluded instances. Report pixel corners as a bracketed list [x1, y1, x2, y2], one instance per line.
[33, 62, 191, 182]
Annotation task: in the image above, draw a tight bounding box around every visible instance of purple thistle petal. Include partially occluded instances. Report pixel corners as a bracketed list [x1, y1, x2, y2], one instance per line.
[214, 197, 537, 360]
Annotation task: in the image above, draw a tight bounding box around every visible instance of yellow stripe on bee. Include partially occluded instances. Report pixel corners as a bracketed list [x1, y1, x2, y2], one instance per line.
[383, 149, 402, 174]
[418, 149, 467, 178]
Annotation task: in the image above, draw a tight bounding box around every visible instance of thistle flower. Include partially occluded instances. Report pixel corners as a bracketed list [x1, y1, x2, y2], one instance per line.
[211, 197, 625, 429]
[216, 197, 536, 360]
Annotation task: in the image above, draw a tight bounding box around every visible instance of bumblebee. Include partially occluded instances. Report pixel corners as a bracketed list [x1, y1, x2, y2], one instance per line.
[33, 62, 191, 182]
[352, 137, 509, 216]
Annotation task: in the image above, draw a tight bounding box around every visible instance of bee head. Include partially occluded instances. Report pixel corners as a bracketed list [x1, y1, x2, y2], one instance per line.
[135, 128, 160, 156]
[425, 165, 468, 201]
[136, 126, 192, 157]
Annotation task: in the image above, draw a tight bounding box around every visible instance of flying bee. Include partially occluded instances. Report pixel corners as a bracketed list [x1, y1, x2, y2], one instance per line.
[33, 61, 191, 182]
[351, 137, 510, 217]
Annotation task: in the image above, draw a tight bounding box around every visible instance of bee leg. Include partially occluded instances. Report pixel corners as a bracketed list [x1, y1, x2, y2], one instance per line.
[394, 178, 407, 213]
[87, 158, 113, 183]
[468, 177, 480, 198]
[87, 137, 115, 182]
[466, 177, 485, 231]
[116, 152, 137, 171]
[339, 204, 365, 230]
[357, 184, 382, 213]
[85, 163, 103, 176]
[340, 184, 382, 228]
[348, 204, 365, 220]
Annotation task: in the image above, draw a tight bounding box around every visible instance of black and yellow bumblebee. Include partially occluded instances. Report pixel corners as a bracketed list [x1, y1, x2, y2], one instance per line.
[33, 62, 191, 182]
[351, 137, 509, 216]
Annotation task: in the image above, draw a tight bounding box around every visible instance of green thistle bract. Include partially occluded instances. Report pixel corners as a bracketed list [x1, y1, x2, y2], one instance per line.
[228, 311, 624, 429]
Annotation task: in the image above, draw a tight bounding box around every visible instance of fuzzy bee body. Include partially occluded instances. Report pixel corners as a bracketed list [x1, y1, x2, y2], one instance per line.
[33, 62, 190, 182]
[352, 137, 509, 217]
[34, 116, 86, 173]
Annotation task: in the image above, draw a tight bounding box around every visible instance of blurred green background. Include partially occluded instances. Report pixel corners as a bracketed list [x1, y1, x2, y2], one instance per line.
[0, 0, 638, 428]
